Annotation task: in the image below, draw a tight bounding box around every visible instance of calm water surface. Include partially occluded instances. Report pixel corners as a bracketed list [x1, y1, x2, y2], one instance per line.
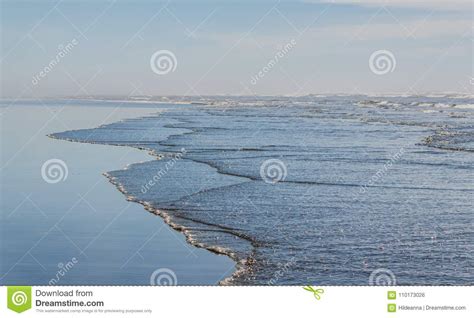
[0, 101, 234, 285]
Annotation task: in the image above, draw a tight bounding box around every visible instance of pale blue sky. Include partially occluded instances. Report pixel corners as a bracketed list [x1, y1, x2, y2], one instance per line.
[1, 0, 472, 97]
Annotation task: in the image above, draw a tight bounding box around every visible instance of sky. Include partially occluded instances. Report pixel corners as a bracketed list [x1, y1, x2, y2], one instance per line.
[0, 0, 472, 97]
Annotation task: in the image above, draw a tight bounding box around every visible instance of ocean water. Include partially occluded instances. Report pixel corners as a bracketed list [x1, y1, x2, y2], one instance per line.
[0, 101, 234, 285]
[50, 95, 473, 285]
